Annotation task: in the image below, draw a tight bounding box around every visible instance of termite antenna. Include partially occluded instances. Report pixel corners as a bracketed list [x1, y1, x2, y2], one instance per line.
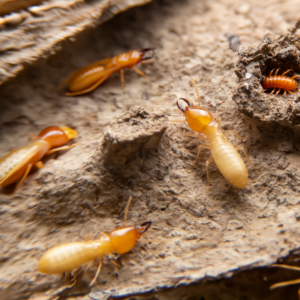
[124, 195, 133, 226]
[191, 79, 201, 106]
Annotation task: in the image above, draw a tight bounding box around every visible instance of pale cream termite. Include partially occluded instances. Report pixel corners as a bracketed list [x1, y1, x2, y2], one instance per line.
[38, 196, 151, 286]
[175, 80, 254, 189]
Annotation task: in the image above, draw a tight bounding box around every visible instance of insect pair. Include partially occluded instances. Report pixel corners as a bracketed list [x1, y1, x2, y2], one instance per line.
[0, 48, 155, 192]
[0, 79, 254, 194]
[38, 196, 151, 288]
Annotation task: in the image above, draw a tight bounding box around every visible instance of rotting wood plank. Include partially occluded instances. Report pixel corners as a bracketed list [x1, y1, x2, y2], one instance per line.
[0, 0, 153, 86]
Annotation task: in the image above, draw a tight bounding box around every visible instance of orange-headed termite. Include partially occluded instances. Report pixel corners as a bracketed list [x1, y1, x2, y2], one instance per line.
[175, 80, 254, 190]
[0, 126, 78, 193]
[38, 196, 152, 286]
[64, 48, 155, 96]
[261, 68, 300, 96]
[270, 264, 300, 299]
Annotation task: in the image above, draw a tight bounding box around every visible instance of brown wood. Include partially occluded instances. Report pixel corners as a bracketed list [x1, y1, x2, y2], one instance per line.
[0, 0, 152, 86]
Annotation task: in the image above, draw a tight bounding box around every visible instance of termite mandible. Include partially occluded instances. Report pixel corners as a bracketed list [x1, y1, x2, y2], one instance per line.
[38, 196, 152, 286]
[63, 48, 155, 96]
[0, 126, 78, 193]
[174, 80, 255, 190]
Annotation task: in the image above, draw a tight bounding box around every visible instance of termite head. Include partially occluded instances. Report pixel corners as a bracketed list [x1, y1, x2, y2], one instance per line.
[109, 221, 151, 255]
[140, 48, 155, 62]
[59, 126, 78, 140]
[37, 126, 78, 147]
[177, 98, 213, 132]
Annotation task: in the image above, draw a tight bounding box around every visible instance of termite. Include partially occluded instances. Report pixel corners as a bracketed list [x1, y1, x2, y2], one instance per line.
[0, 126, 78, 193]
[270, 264, 300, 299]
[175, 80, 254, 190]
[261, 68, 300, 96]
[38, 196, 152, 286]
[63, 48, 155, 96]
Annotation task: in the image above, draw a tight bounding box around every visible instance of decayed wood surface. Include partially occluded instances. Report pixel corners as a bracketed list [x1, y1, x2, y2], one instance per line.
[0, 0, 44, 16]
[1, 0, 300, 300]
[0, 0, 152, 85]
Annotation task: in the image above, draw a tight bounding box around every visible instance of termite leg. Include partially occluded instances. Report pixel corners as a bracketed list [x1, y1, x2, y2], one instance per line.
[269, 69, 274, 76]
[124, 195, 133, 225]
[275, 88, 281, 95]
[110, 259, 122, 268]
[29, 133, 37, 142]
[11, 163, 33, 194]
[46, 144, 77, 155]
[269, 89, 276, 96]
[184, 132, 208, 142]
[66, 74, 110, 96]
[62, 270, 78, 284]
[194, 143, 210, 164]
[282, 69, 294, 76]
[35, 161, 44, 169]
[292, 75, 300, 79]
[54, 272, 78, 300]
[132, 67, 148, 79]
[270, 278, 300, 290]
[235, 145, 256, 168]
[288, 89, 299, 94]
[90, 260, 102, 286]
[206, 157, 214, 193]
[274, 68, 281, 76]
[224, 130, 247, 140]
[170, 119, 186, 123]
[283, 90, 287, 96]
[215, 115, 222, 129]
[101, 231, 109, 237]
[120, 69, 125, 90]
[269, 264, 300, 292]
[271, 264, 300, 271]
[63, 271, 71, 282]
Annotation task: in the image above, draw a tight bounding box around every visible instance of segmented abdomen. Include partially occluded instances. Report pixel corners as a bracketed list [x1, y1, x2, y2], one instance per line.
[0, 141, 49, 186]
[0, 149, 28, 182]
[38, 242, 103, 274]
[68, 65, 106, 92]
[261, 76, 297, 91]
[208, 131, 248, 188]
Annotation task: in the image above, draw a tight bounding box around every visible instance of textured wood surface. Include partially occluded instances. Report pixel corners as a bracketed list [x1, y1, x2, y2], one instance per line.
[1, 0, 300, 300]
[0, 0, 44, 15]
[0, 0, 152, 85]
